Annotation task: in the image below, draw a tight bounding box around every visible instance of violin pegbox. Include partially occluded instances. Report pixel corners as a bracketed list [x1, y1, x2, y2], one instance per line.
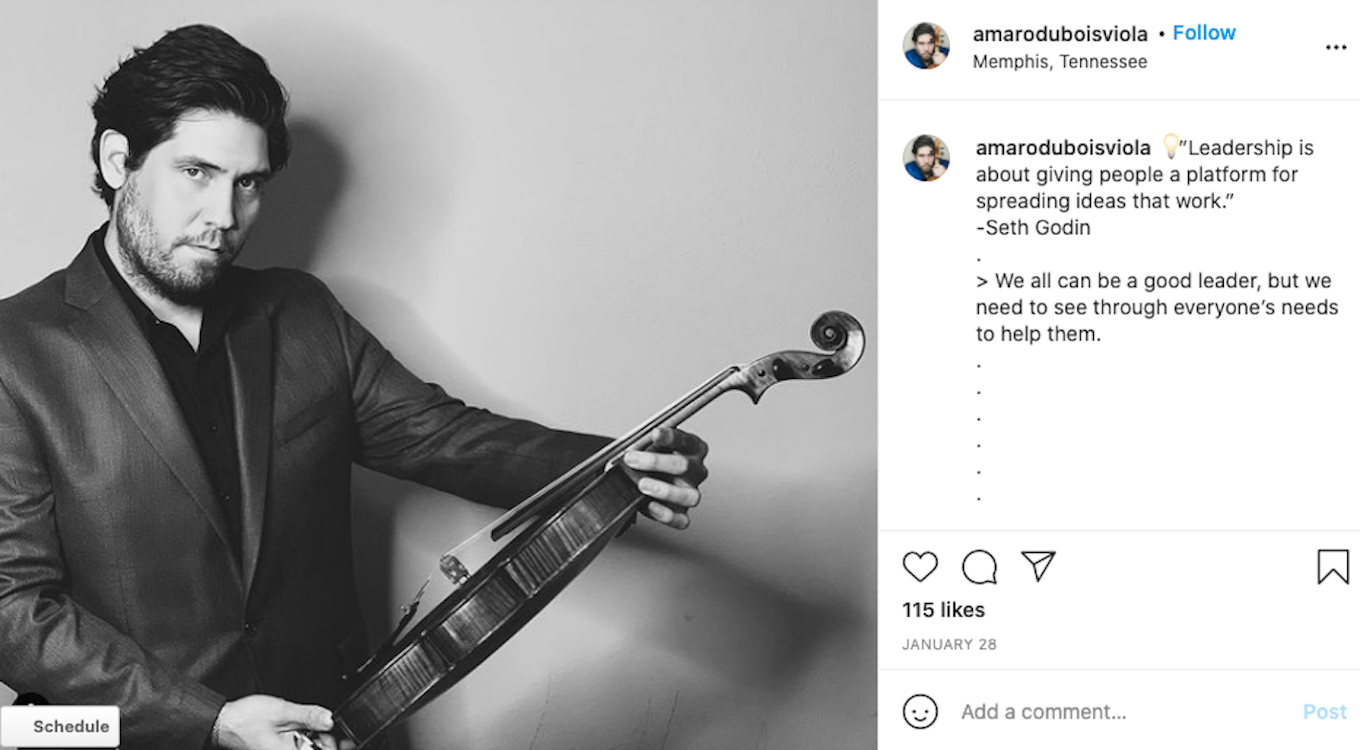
[729, 311, 865, 404]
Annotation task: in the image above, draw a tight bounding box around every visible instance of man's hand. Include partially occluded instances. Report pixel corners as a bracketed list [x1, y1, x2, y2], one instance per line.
[214, 695, 353, 750]
[931, 50, 946, 67]
[623, 427, 709, 530]
[931, 162, 947, 178]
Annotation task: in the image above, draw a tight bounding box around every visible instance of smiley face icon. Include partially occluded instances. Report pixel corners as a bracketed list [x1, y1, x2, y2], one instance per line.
[903, 693, 938, 729]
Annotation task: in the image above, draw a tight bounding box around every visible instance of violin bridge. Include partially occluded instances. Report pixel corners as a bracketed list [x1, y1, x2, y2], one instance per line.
[439, 553, 471, 587]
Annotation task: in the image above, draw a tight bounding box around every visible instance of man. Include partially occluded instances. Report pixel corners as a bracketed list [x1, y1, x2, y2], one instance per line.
[906, 135, 949, 182]
[905, 23, 948, 69]
[0, 25, 708, 750]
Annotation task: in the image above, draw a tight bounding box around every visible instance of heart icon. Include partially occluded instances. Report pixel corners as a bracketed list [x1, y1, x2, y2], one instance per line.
[903, 552, 938, 582]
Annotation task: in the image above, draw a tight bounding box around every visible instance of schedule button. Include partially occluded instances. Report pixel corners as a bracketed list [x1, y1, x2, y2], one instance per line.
[0, 705, 119, 747]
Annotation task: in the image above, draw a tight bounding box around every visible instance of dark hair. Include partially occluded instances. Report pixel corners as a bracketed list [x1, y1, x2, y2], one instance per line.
[90, 24, 290, 207]
[912, 135, 936, 156]
[912, 23, 936, 44]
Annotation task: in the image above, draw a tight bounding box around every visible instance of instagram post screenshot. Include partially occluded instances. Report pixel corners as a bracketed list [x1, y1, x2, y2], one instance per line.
[2, 1, 1357, 749]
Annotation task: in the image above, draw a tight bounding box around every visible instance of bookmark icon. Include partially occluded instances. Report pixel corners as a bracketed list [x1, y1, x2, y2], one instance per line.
[1318, 549, 1349, 585]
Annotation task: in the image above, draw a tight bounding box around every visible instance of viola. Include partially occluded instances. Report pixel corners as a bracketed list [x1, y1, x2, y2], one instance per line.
[322, 311, 864, 748]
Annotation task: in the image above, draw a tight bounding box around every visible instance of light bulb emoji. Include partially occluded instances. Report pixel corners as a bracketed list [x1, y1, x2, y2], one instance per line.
[1163, 133, 1179, 160]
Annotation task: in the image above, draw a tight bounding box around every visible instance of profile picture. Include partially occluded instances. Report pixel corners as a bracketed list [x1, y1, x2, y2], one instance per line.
[904, 22, 949, 69]
[904, 135, 949, 182]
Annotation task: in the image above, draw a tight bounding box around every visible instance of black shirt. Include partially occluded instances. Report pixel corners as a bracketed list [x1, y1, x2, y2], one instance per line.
[96, 230, 246, 563]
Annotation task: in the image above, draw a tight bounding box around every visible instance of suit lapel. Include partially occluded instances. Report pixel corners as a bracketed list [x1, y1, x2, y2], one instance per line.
[64, 241, 240, 577]
[226, 305, 274, 600]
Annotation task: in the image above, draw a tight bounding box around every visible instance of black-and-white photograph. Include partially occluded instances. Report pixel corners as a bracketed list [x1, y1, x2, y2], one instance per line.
[0, 3, 875, 748]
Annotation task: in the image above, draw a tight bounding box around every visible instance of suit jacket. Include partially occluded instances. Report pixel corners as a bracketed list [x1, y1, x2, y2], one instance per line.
[0, 228, 607, 748]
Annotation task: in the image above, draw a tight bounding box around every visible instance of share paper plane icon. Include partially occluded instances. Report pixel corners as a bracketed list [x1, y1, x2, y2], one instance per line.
[1022, 551, 1056, 582]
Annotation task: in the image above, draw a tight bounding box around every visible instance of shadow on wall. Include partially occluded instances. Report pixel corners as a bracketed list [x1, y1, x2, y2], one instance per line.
[244, 118, 347, 273]
[610, 519, 865, 685]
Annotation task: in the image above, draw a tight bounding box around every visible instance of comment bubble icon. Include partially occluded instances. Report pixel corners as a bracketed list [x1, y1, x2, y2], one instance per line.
[962, 549, 998, 584]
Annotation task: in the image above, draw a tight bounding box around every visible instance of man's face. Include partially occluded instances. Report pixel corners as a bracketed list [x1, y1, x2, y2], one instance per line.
[915, 33, 936, 61]
[113, 110, 269, 305]
[915, 145, 936, 172]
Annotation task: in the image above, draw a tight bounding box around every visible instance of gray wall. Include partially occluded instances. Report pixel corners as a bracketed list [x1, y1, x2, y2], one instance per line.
[0, 3, 876, 748]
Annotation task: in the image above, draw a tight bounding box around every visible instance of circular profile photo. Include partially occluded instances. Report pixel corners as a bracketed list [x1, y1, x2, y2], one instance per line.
[904, 135, 949, 182]
[904, 23, 949, 69]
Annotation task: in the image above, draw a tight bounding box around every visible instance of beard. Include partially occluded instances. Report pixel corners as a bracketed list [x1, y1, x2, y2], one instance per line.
[114, 177, 241, 306]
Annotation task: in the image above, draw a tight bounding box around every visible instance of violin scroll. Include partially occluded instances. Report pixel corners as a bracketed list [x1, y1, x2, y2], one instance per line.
[731, 311, 864, 404]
